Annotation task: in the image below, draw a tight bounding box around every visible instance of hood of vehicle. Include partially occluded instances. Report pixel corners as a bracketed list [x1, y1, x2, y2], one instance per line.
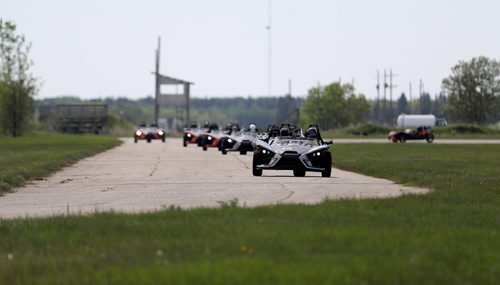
[257, 139, 328, 155]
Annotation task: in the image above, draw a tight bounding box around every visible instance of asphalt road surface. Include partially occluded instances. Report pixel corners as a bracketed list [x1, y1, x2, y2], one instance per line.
[0, 138, 428, 219]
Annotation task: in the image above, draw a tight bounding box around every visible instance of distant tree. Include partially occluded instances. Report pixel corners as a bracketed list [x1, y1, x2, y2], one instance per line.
[432, 92, 448, 117]
[419, 93, 432, 114]
[442, 56, 500, 124]
[0, 20, 38, 137]
[301, 82, 369, 130]
[346, 93, 370, 125]
[397, 93, 409, 114]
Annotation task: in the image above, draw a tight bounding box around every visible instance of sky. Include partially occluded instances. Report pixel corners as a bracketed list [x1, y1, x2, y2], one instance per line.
[2, 0, 500, 100]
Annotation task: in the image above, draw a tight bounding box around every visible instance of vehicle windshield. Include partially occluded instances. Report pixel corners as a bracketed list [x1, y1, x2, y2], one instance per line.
[270, 137, 320, 146]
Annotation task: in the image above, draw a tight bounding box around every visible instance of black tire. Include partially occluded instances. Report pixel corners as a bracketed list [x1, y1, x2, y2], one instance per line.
[203, 144, 207, 151]
[322, 153, 332, 177]
[147, 138, 151, 143]
[252, 157, 262, 176]
[400, 136, 406, 143]
[134, 137, 138, 143]
[183, 140, 187, 147]
[240, 150, 247, 155]
[162, 137, 165, 143]
[222, 149, 227, 155]
[426, 134, 435, 143]
[293, 169, 306, 177]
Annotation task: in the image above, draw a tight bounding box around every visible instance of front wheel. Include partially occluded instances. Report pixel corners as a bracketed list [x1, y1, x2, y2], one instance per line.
[426, 134, 435, 143]
[203, 144, 208, 151]
[162, 137, 165, 143]
[134, 137, 138, 143]
[183, 140, 187, 147]
[293, 169, 306, 177]
[222, 149, 227, 155]
[147, 138, 151, 143]
[240, 150, 247, 155]
[252, 157, 262, 176]
[321, 153, 332, 177]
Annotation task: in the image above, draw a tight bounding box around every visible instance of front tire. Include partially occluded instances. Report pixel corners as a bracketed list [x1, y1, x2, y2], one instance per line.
[203, 144, 207, 151]
[240, 150, 247, 155]
[134, 137, 138, 143]
[322, 153, 332, 177]
[222, 149, 227, 155]
[293, 169, 306, 177]
[252, 157, 262, 176]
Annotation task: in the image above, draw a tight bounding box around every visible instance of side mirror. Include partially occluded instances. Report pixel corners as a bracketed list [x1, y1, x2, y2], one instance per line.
[325, 140, 333, 145]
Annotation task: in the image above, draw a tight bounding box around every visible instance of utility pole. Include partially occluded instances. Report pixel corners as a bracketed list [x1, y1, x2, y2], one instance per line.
[375, 70, 381, 123]
[409, 82, 413, 113]
[288, 78, 292, 96]
[154, 37, 161, 125]
[383, 70, 388, 123]
[376, 70, 380, 102]
[389, 69, 397, 117]
[267, 0, 272, 97]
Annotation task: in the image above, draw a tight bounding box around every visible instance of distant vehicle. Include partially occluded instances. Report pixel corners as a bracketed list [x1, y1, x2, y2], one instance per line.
[199, 122, 240, 151]
[388, 126, 434, 143]
[183, 122, 207, 147]
[134, 123, 165, 143]
[219, 124, 259, 155]
[253, 124, 332, 177]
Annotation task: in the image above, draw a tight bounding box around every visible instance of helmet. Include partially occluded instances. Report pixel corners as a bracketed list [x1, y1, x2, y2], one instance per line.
[249, 124, 257, 131]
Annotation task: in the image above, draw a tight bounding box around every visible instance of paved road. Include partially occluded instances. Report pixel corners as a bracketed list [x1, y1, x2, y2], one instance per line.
[0, 138, 428, 219]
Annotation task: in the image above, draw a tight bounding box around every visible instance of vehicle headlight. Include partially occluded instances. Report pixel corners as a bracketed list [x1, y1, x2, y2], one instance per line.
[158, 131, 164, 136]
[135, 131, 142, 136]
[228, 139, 233, 143]
[187, 133, 192, 138]
[208, 136, 213, 141]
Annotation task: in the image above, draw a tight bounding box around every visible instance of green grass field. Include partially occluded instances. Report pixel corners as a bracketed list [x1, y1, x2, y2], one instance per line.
[0, 143, 499, 284]
[0, 133, 121, 193]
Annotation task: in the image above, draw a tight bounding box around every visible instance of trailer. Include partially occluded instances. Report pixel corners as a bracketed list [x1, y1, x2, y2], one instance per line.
[397, 114, 436, 128]
[54, 104, 108, 134]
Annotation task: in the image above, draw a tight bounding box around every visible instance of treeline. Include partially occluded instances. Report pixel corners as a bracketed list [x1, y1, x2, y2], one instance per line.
[37, 96, 304, 130]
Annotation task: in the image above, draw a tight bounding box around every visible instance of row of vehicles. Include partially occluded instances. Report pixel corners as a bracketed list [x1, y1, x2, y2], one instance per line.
[183, 122, 333, 177]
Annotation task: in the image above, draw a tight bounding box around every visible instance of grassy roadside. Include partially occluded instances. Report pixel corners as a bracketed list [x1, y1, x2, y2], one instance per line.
[0, 133, 121, 193]
[0, 144, 499, 284]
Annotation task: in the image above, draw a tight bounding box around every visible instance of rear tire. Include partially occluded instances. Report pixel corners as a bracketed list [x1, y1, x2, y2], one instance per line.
[162, 137, 165, 143]
[426, 134, 434, 143]
[222, 149, 227, 155]
[203, 144, 207, 151]
[293, 169, 306, 177]
[183, 140, 187, 147]
[240, 150, 247, 155]
[134, 137, 138, 143]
